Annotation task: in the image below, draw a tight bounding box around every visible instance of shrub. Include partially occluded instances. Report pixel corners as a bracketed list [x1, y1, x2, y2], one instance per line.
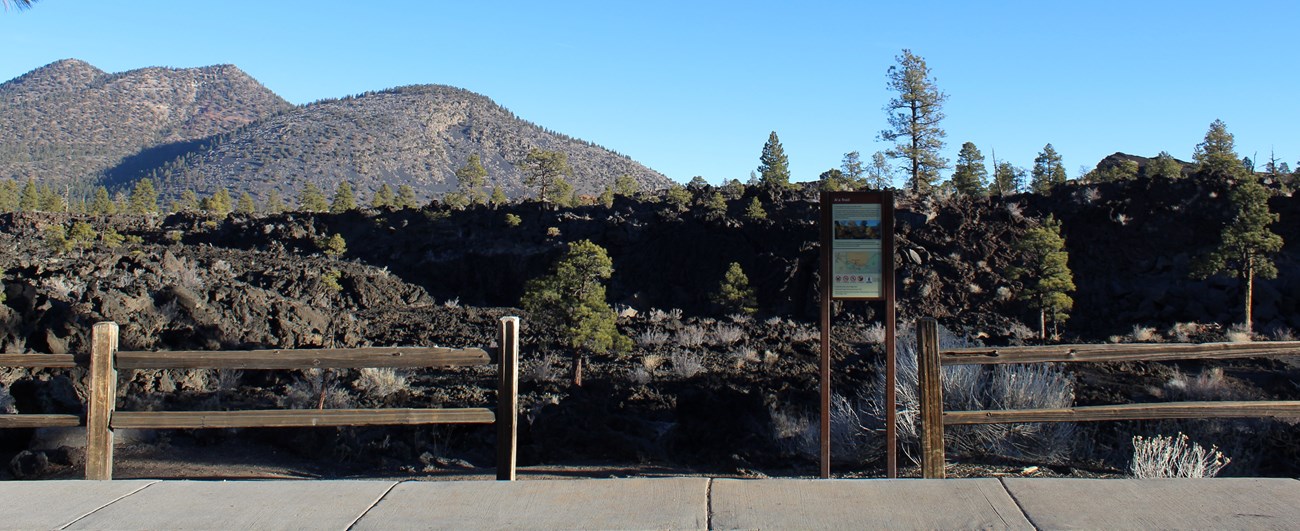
[321, 233, 347, 258]
[745, 197, 767, 221]
[322, 270, 343, 292]
[710, 325, 745, 346]
[1164, 368, 1234, 401]
[669, 350, 705, 379]
[635, 330, 670, 348]
[1131, 325, 1159, 342]
[101, 227, 125, 248]
[713, 262, 757, 315]
[1130, 433, 1230, 478]
[352, 368, 408, 400]
[45, 225, 72, 253]
[676, 325, 707, 348]
[504, 213, 522, 227]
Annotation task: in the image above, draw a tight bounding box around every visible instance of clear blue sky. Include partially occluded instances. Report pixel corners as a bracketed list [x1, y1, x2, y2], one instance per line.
[3, 1, 1296, 185]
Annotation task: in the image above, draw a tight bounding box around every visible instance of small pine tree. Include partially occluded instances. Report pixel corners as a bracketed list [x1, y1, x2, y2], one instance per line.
[1147, 151, 1184, 180]
[1191, 176, 1283, 332]
[992, 161, 1025, 196]
[713, 262, 758, 314]
[455, 153, 489, 205]
[504, 213, 522, 227]
[39, 185, 66, 213]
[176, 190, 200, 213]
[299, 183, 329, 212]
[128, 178, 159, 214]
[395, 185, 420, 209]
[951, 142, 988, 196]
[701, 191, 727, 221]
[45, 225, 72, 253]
[489, 186, 508, 208]
[614, 175, 639, 197]
[67, 221, 96, 251]
[204, 189, 233, 216]
[264, 189, 286, 214]
[745, 197, 768, 221]
[321, 233, 347, 258]
[371, 183, 395, 209]
[599, 186, 615, 208]
[1193, 119, 1241, 179]
[551, 177, 576, 208]
[331, 182, 357, 213]
[1031, 144, 1067, 194]
[522, 148, 571, 204]
[236, 192, 257, 214]
[19, 179, 39, 212]
[0, 179, 18, 212]
[89, 186, 117, 215]
[520, 240, 630, 386]
[665, 184, 691, 212]
[1010, 215, 1075, 340]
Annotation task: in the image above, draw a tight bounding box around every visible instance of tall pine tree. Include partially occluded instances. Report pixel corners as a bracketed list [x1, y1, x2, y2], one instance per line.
[1192, 172, 1283, 333]
[951, 142, 988, 196]
[1010, 215, 1075, 340]
[455, 153, 489, 205]
[880, 49, 948, 194]
[1030, 144, 1067, 194]
[1193, 119, 1241, 180]
[757, 131, 793, 192]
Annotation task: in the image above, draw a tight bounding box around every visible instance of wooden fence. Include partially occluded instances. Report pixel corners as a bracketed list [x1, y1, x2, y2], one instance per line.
[916, 317, 1300, 478]
[4, 317, 520, 481]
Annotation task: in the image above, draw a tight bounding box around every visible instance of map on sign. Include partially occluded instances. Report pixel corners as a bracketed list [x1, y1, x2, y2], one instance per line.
[831, 203, 882, 299]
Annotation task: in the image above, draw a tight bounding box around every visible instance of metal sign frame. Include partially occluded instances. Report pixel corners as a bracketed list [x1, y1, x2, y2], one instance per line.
[819, 190, 897, 479]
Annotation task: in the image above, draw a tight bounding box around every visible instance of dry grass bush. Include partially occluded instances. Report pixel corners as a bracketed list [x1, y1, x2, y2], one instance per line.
[1269, 326, 1297, 341]
[523, 353, 562, 383]
[676, 325, 707, 348]
[353, 368, 408, 399]
[1226, 323, 1253, 343]
[1130, 325, 1160, 342]
[710, 325, 745, 346]
[635, 330, 670, 348]
[279, 369, 353, 409]
[1163, 368, 1234, 401]
[860, 323, 886, 345]
[0, 386, 16, 414]
[872, 322, 1077, 465]
[769, 393, 877, 465]
[641, 354, 666, 371]
[1130, 433, 1230, 478]
[1168, 322, 1203, 343]
[669, 350, 705, 379]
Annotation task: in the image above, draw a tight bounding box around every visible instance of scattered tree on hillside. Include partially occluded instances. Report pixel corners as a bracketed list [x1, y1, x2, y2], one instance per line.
[713, 262, 758, 315]
[0, 180, 18, 212]
[991, 161, 1025, 196]
[522, 148, 571, 204]
[614, 174, 640, 197]
[455, 153, 489, 205]
[321, 233, 347, 259]
[880, 49, 948, 194]
[331, 182, 357, 213]
[520, 239, 630, 387]
[87, 186, 114, 215]
[1030, 144, 1067, 194]
[1147, 151, 1184, 180]
[757, 131, 794, 193]
[264, 190, 286, 214]
[173, 190, 199, 213]
[236, 192, 256, 214]
[1087, 160, 1139, 183]
[128, 178, 159, 214]
[370, 183, 395, 209]
[204, 188, 233, 216]
[1193, 119, 1241, 179]
[664, 183, 691, 213]
[489, 186, 508, 208]
[19, 179, 39, 212]
[396, 184, 420, 209]
[1010, 215, 1075, 340]
[1191, 175, 1283, 333]
[866, 151, 893, 189]
[951, 142, 988, 196]
[299, 183, 329, 212]
[841, 151, 866, 186]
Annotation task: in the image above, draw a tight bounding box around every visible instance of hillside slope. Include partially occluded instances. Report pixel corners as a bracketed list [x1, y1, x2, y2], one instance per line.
[137, 85, 672, 203]
[0, 59, 292, 188]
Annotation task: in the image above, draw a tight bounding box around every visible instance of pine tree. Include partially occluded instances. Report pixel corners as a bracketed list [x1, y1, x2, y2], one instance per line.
[1030, 144, 1067, 194]
[992, 161, 1025, 196]
[841, 151, 866, 186]
[89, 186, 116, 215]
[599, 186, 615, 208]
[0, 179, 18, 212]
[298, 183, 329, 212]
[614, 175, 639, 197]
[396, 185, 420, 209]
[370, 183, 395, 209]
[489, 186, 508, 208]
[455, 153, 489, 205]
[1010, 215, 1075, 340]
[1193, 119, 1241, 179]
[264, 189, 286, 214]
[38, 185, 65, 212]
[551, 177, 576, 208]
[236, 192, 256, 214]
[175, 190, 200, 213]
[204, 188, 233, 216]
[19, 179, 39, 212]
[866, 151, 893, 190]
[1146, 151, 1183, 180]
[520, 240, 630, 386]
[951, 142, 988, 196]
[881, 49, 948, 194]
[1192, 175, 1282, 333]
[665, 183, 691, 212]
[701, 191, 727, 221]
[322, 233, 348, 258]
[522, 148, 570, 204]
[128, 178, 159, 214]
[331, 182, 357, 213]
[757, 131, 793, 192]
[745, 197, 768, 221]
[713, 262, 758, 314]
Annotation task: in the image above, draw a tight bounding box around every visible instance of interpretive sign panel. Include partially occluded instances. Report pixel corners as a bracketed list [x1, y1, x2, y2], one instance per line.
[830, 202, 883, 299]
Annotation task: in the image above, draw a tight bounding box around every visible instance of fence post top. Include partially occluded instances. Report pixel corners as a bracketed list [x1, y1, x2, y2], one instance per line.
[500, 316, 520, 326]
[93, 321, 119, 331]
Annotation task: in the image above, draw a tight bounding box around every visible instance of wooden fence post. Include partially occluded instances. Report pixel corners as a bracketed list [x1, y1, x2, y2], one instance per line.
[496, 316, 519, 481]
[917, 318, 946, 479]
[86, 321, 119, 480]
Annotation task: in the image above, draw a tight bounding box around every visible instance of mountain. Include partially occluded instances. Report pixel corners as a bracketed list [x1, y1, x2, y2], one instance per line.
[0, 59, 292, 189]
[133, 84, 672, 203]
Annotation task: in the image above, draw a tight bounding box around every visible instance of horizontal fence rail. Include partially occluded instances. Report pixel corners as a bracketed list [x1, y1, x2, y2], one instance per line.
[0, 354, 82, 429]
[0, 354, 78, 368]
[917, 318, 1300, 479]
[84, 318, 520, 481]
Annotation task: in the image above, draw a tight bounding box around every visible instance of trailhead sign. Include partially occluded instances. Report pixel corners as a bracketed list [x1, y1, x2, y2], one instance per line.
[830, 202, 884, 299]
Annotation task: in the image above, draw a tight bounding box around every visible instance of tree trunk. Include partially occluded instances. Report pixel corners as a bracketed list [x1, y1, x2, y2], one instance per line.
[1244, 259, 1254, 334]
[1039, 307, 1046, 341]
[571, 351, 584, 388]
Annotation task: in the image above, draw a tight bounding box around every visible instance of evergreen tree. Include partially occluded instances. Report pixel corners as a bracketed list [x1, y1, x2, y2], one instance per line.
[128, 178, 159, 214]
[614, 175, 640, 197]
[756, 131, 793, 192]
[745, 197, 768, 221]
[599, 186, 615, 208]
[881, 49, 948, 194]
[88, 186, 116, 215]
[175, 190, 200, 213]
[38, 185, 65, 212]
[1030, 144, 1067, 194]
[700, 191, 727, 221]
[1146, 151, 1184, 180]
[396, 185, 420, 209]
[866, 151, 893, 189]
[721, 179, 745, 198]
[951, 142, 988, 196]
[204, 188, 233, 216]
[1087, 160, 1139, 183]
[236, 192, 257, 214]
[664, 183, 691, 212]
[0, 179, 19, 212]
[331, 181, 357, 213]
[1192, 175, 1282, 332]
[455, 154, 489, 205]
[713, 262, 758, 314]
[19, 179, 39, 212]
[489, 186, 508, 208]
[322, 233, 347, 258]
[1193, 119, 1241, 179]
[992, 161, 1025, 196]
[841, 151, 866, 185]
[818, 169, 847, 192]
[264, 189, 286, 214]
[520, 240, 630, 387]
[522, 148, 571, 204]
[67, 221, 96, 251]
[370, 183, 395, 209]
[1010, 215, 1075, 340]
[551, 177, 576, 208]
[298, 183, 329, 212]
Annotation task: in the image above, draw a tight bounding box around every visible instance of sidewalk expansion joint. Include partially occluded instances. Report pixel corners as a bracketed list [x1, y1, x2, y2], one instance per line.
[344, 480, 401, 531]
[997, 477, 1041, 530]
[58, 480, 161, 530]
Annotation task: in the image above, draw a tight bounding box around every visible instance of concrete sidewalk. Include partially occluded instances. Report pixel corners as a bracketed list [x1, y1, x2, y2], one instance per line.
[0, 477, 1297, 530]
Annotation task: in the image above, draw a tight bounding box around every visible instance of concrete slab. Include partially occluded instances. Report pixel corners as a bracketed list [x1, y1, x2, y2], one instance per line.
[711, 478, 1032, 530]
[64, 480, 397, 531]
[1002, 478, 1300, 530]
[0, 480, 156, 530]
[351, 478, 708, 530]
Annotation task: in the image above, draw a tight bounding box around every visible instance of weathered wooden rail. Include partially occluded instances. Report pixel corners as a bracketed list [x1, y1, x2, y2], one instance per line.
[0, 318, 520, 480]
[916, 317, 1300, 478]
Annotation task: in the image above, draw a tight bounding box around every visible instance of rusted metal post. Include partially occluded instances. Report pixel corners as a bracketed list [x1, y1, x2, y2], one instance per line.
[818, 192, 833, 479]
[917, 318, 945, 479]
[883, 190, 897, 478]
[86, 321, 119, 480]
[496, 316, 519, 481]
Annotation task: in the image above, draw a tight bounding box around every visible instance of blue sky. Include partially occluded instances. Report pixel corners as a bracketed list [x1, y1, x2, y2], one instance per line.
[2, 1, 1296, 185]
